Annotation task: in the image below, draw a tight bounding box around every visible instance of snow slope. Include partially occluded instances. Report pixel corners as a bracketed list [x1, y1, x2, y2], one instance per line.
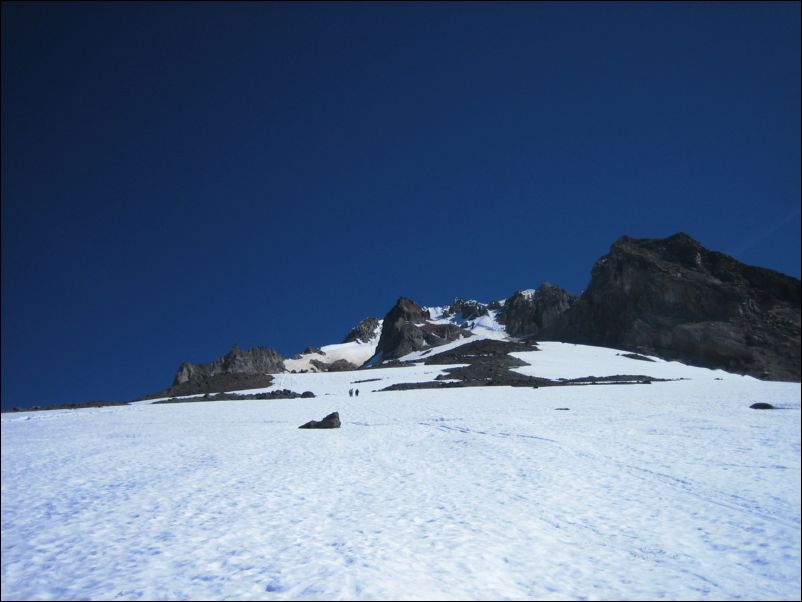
[2, 346, 800, 601]
[283, 321, 383, 373]
[426, 307, 508, 341]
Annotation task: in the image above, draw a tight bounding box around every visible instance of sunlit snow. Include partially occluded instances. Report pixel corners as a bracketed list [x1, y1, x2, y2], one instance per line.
[2, 344, 800, 601]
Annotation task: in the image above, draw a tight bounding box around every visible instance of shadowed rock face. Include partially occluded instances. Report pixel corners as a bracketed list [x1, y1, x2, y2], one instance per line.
[373, 297, 470, 360]
[172, 345, 285, 387]
[498, 282, 576, 337]
[540, 233, 801, 381]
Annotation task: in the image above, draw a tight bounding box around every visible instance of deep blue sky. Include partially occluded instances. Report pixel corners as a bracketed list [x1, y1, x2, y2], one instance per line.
[2, 2, 800, 408]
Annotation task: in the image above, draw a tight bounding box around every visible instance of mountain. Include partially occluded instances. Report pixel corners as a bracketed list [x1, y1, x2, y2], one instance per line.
[144, 232, 800, 399]
[7, 233, 799, 599]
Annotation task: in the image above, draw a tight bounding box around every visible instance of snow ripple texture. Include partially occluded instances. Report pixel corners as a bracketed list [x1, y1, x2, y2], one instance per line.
[2, 358, 800, 600]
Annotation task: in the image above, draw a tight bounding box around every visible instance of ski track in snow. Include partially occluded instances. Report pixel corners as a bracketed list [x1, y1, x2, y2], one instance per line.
[2, 351, 800, 601]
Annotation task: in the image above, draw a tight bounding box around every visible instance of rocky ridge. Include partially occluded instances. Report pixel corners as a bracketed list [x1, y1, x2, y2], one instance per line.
[173, 345, 285, 386]
[141, 346, 285, 398]
[146, 232, 800, 403]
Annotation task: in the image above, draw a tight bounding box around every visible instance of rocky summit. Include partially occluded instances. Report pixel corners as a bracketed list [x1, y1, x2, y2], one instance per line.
[540, 233, 801, 381]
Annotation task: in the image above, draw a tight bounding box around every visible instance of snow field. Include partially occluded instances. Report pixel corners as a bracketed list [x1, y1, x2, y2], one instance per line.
[510, 342, 748, 382]
[2, 371, 800, 601]
[283, 322, 382, 374]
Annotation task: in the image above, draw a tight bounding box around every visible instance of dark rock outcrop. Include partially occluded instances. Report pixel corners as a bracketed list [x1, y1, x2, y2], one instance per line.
[371, 297, 470, 361]
[309, 358, 358, 372]
[173, 345, 285, 386]
[498, 282, 576, 338]
[380, 339, 662, 391]
[141, 373, 275, 400]
[327, 359, 358, 372]
[342, 317, 381, 343]
[619, 353, 655, 362]
[427, 339, 551, 387]
[154, 388, 313, 404]
[2, 400, 130, 413]
[299, 411, 341, 429]
[749, 402, 775, 410]
[423, 338, 538, 366]
[540, 233, 801, 381]
[141, 345, 285, 399]
[443, 298, 489, 321]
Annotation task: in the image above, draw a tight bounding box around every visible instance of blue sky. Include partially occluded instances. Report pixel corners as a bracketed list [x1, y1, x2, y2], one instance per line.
[2, 2, 800, 408]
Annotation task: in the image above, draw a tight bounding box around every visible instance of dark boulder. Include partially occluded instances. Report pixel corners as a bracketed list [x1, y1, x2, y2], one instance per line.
[299, 411, 341, 429]
[540, 233, 801, 381]
[749, 402, 775, 409]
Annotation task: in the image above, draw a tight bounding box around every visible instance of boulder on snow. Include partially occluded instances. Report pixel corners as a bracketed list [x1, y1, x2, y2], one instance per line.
[298, 411, 341, 429]
[749, 402, 775, 409]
